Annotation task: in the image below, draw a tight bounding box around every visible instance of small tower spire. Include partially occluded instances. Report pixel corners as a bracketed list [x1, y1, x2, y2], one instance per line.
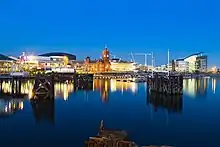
[105, 44, 107, 49]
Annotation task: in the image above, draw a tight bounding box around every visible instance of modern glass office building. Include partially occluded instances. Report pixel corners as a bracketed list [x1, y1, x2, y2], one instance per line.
[174, 52, 207, 73]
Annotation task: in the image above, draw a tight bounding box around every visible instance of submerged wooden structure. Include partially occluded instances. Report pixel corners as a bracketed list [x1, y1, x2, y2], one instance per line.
[31, 73, 93, 100]
[141, 145, 173, 147]
[32, 75, 55, 100]
[85, 120, 173, 147]
[85, 120, 138, 147]
[147, 74, 183, 95]
[74, 74, 93, 90]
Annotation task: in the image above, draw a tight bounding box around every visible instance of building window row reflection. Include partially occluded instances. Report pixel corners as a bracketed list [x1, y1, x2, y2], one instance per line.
[0, 78, 216, 104]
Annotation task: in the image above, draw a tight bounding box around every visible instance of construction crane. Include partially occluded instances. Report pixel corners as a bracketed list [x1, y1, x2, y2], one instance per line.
[130, 52, 135, 62]
[132, 53, 151, 66]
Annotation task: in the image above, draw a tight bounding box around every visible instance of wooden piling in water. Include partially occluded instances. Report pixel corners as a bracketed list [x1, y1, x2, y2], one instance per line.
[85, 120, 138, 147]
[73, 73, 93, 90]
[32, 74, 55, 100]
[147, 74, 183, 95]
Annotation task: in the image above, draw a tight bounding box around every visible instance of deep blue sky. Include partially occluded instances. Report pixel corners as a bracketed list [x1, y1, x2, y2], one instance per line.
[0, 0, 219, 67]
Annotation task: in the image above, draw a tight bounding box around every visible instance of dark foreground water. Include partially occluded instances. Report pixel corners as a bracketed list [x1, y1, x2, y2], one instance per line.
[0, 78, 220, 147]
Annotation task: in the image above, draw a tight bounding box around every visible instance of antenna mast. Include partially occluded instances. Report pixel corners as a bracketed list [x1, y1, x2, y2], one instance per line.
[168, 49, 170, 77]
[151, 52, 154, 77]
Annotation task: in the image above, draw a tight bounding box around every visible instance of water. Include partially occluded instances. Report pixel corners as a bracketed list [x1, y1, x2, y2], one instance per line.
[0, 78, 220, 147]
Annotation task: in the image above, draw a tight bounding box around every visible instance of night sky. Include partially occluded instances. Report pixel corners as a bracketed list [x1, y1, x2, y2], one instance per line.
[0, 0, 219, 67]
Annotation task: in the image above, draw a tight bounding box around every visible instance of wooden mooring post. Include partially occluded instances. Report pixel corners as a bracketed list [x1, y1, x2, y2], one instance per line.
[31, 73, 94, 99]
[147, 74, 183, 95]
[32, 74, 54, 100]
[85, 120, 138, 147]
[74, 74, 93, 91]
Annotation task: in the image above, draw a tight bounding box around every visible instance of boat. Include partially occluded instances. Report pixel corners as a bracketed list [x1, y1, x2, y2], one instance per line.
[45, 67, 75, 74]
[9, 72, 29, 77]
[203, 76, 210, 79]
[128, 76, 147, 83]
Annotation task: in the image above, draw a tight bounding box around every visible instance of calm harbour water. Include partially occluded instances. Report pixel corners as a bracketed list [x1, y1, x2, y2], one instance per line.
[0, 78, 220, 147]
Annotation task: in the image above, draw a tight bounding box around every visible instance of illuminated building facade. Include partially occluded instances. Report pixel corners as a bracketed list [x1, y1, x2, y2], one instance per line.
[183, 52, 207, 73]
[196, 55, 208, 72]
[84, 46, 137, 73]
[209, 66, 217, 73]
[0, 54, 16, 74]
[174, 52, 208, 73]
[19, 52, 76, 70]
[84, 46, 111, 72]
[110, 58, 137, 72]
[174, 59, 189, 72]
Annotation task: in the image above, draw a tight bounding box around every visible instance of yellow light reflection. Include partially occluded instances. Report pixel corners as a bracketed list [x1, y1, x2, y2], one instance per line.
[54, 82, 74, 100]
[212, 78, 216, 94]
[28, 90, 33, 99]
[19, 101, 24, 110]
[104, 80, 108, 92]
[110, 79, 116, 92]
[63, 84, 68, 101]
[93, 79, 138, 102]
[0, 79, 74, 101]
[183, 79, 207, 98]
[8, 102, 11, 109]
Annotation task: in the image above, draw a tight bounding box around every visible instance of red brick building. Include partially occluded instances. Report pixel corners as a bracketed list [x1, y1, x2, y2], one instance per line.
[84, 46, 111, 72]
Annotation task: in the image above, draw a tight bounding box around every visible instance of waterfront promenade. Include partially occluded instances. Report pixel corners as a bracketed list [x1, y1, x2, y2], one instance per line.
[0, 71, 214, 81]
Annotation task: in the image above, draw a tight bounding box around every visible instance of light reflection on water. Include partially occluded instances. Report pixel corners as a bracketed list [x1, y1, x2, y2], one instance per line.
[0, 79, 139, 116]
[0, 78, 217, 100]
[0, 99, 23, 117]
[183, 78, 208, 97]
[0, 78, 220, 147]
[211, 78, 216, 94]
[0, 78, 218, 117]
[0, 79, 138, 100]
